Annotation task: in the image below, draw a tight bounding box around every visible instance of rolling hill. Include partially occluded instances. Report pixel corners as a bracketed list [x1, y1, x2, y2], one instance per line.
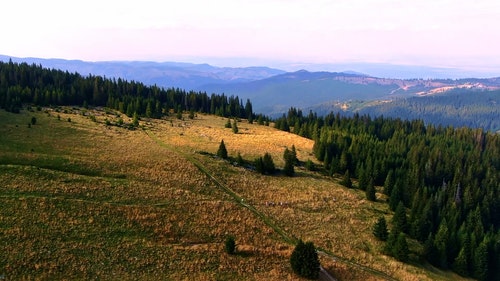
[0, 107, 470, 280]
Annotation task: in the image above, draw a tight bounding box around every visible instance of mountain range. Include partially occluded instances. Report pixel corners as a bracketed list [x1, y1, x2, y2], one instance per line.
[1, 55, 499, 131]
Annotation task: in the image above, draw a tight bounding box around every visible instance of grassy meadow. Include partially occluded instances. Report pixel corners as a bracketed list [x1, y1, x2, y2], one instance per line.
[0, 108, 470, 280]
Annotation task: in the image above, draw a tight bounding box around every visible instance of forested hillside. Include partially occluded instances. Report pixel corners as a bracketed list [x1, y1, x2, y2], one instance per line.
[311, 88, 500, 132]
[0, 60, 258, 121]
[275, 109, 500, 280]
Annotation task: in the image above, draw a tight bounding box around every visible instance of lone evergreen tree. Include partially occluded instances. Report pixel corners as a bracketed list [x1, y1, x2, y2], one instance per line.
[225, 236, 236, 255]
[283, 147, 295, 176]
[132, 112, 139, 127]
[373, 216, 389, 241]
[217, 140, 228, 159]
[290, 240, 320, 279]
[232, 119, 239, 134]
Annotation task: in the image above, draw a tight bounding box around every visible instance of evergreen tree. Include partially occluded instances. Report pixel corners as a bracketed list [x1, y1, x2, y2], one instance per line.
[366, 178, 376, 201]
[424, 233, 439, 266]
[290, 240, 320, 279]
[290, 145, 299, 165]
[225, 118, 232, 128]
[132, 112, 139, 127]
[385, 230, 398, 256]
[393, 233, 410, 262]
[435, 219, 450, 268]
[341, 170, 353, 188]
[255, 157, 264, 174]
[473, 241, 488, 281]
[232, 119, 239, 134]
[389, 180, 404, 211]
[383, 169, 395, 195]
[357, 165, 369, 190]
[373, 216, 389, 241]
[217, 140, 228, 159]
[236, 152, 244, 166]
[225, 236, 236, 255]
[262, 152, 275, 174]
[392, 201, 409, 234]
[453, 247, 470, 277]
[283, 147, 295, 176]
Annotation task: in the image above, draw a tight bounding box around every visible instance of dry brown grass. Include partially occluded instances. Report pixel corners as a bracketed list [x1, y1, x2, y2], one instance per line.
[0, 109, 469, 280]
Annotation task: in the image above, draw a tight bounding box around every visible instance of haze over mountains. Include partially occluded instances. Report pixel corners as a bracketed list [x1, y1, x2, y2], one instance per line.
[1, 55, 499, 131]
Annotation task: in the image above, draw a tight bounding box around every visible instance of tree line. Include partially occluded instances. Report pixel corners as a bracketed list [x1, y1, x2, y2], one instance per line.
[275, 107, 500, 280]
[0, 60, 263, 121]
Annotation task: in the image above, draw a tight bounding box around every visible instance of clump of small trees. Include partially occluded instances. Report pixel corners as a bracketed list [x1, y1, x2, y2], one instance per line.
[255, 153, 275, 175]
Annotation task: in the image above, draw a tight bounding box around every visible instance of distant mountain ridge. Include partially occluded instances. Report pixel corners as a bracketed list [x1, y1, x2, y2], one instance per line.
[0, 55, 285, 90]
[200, 69, 500, 115]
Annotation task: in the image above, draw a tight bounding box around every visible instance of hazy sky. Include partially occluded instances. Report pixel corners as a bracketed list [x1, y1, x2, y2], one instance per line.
[2, 0, 500, 71]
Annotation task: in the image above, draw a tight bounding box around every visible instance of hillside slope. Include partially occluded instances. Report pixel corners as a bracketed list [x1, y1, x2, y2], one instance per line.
[0, 108, 468, 280]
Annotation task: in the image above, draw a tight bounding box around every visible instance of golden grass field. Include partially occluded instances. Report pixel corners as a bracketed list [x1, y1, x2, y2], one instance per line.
[0, 108, 471, 280]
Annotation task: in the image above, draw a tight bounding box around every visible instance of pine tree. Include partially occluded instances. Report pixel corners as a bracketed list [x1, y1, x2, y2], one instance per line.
[424, 233, 439, 266]
[225, 236, 236, 255]
[373, 216, 389, 241]
[393, 233, 410, 262]
[366, 178, 376, 201]
[283, 147, 295, 176]
[255, 157, 264, 174]
[132, 112, 139, 127]
[236, 152, 244, 165]
[453, 247, 469, 277]
[357, 165, 369, 190]
[291, 145, 299, 165]
[232, 119, 239, 134]
[383, 169, 395, 195]
[473, 241, 488, 281]
[435, 219, 450, 268]
[341, 170, 353, 188]
[290, 240, 320, 279]
[217, 140, 228, 159]
[392, 201, 409, 234]
[262, 152, 275, 174]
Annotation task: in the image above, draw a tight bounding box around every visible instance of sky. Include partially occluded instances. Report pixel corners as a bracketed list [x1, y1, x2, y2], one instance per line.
[2, 0, 500, 72]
